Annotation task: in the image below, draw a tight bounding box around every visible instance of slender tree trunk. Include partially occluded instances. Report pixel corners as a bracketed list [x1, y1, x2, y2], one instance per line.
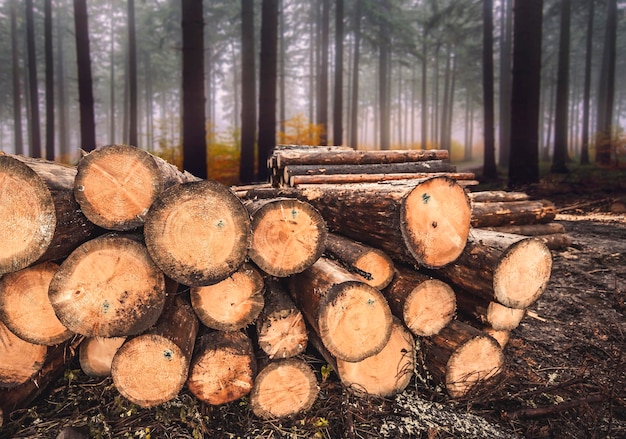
[240, 0, 256, 183]
[144, 53, 154, 151]
[498, 0, 512, 167]
[257, 0, 278, 182]
[432, 43, 440, 147]
[308, 3, 315, 132]
[421, 30, 428, 149]
[379, 0, 391, 150]
[73, 0, 97, 152]
[10, 0, 24, 156]
[333, 0, 344, 146]
[551, 0, 570, 173]
[44, 0, 55, 160]
[349, 0, 361, 149]
[109, 1, 116, 145]
[279, 0, 286, 135]
[317, 0, 329, 146]
[26, 0, 42, 158]
[56, 7, 69, 161]
[482, 0, 497, 179]
[128, 0, 138, 147]
[181, 0, 207, 178]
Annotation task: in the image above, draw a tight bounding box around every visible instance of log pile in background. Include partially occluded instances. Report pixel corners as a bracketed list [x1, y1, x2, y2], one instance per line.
[0, 145, 564, 425]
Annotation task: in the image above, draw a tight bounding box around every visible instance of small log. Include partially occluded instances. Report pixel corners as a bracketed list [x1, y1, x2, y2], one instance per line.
[0, 320, 47, 388]
[187, 330, 257, 405]
[289, 172, 476, 187]
[249, 358, 319, 419]
[455, 291, 526, 331]
[288, 257, 393, 362]
[74, 144, 199, 231]
[423, 320, 504, 398]
[430, 229, 552, 309]
[0, 153, 99, 275]
[283, 160, 456, 180]
[336, 317, 415, 398]
[481, 223, 566, 236]
[283, 177, 472, 268]
[534, 233, 572, 250]
[48, 233, 166, 337]
[245, 198, 327, 277]
[0, 261, 73, 345]
[324, 233, 395, 290]
[483, 328, 510, 348]
[111, 296, 199, 407]
[382, 265, 456, 337]
[255, 278, 308, 359]
[471, 199, 557, 228]
[144, 180, 251, 286]
[78, 336, 126, 377]
[190, 263, 265, 331]
[467, 191, 531, 203]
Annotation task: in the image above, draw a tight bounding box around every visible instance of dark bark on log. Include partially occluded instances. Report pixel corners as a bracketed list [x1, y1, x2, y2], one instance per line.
[382, 265, 456, 337]
[467, 190, 531, 203]
[111, 296, 199, 407]
[74, 144, 199, 231]
[283, 160, 456, 180]
[245, 198, 327, 277]
[481, 223, 566, 236]
[288, 172, 476, 187]
[274, 148, 449, 168]
[187, 330, 257, 405]
[471, 200, 557, 228]
[144, 180, 251, 286]
[324, 233, 395, 290]
[288, 257, 393, 362]
[48, 234, 166, 337]
[0, 154, 100, 275]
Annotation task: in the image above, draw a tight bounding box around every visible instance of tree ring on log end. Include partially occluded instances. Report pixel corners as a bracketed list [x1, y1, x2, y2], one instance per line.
[0, 156, 56, 275]
[318, 281, 392, 362]
[403, 278, 456, 337]
[144, 180, 251, 286]
[401, 177, 471, 268]
[493, 238, 552, 309]
[445, 334, 504, 398]
[0, 320, 48, 388]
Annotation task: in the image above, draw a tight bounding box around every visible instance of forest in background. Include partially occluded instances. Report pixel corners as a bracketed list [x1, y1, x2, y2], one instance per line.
[0, 0, 624, 185]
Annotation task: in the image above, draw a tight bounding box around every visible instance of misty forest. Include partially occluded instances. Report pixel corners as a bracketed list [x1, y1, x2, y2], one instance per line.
[0, 0, 625, 184]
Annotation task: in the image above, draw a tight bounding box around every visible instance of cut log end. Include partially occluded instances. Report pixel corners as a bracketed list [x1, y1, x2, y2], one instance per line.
[404, 279, 456, 337]
[257, 310, 308, 359]
[494, 238, 552, 309]
[318, 282, 393, 362]
[111, 334, 188, 407]
[446, 335, 504, 398]
[0, 156, 56, 275]
[250, 358, 319, 419]
[145, 180, 251, 286]
[337, 318, 415, 398]
[0, 321, 48, 388]
[352, 250, 395, 290]
[79, 336, 126, 377]
[402, 177, 471, 268]
[486, 302, 526, 331]
[74, 144, 162, 230]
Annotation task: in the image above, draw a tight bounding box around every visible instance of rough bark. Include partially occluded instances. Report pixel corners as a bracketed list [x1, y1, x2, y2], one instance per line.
[274, 149, 449, 169]
[467, 190, 530, 203]
[73, 0, 96, 151]
[471, 199, 557, 228]
[288, 172, 476, 187]
[282, 160, 456, 180]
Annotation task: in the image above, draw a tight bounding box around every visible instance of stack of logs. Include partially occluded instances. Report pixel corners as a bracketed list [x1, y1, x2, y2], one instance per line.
[0, 145, 561, 425]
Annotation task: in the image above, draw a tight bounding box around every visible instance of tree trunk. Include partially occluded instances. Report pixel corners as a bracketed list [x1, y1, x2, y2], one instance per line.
[423, 319, 504, 398]
[498, 0, 513, 167]
[274, 148, 449, 168]
[26, 0, 42, 158]
[57, 6, 69, 161]
[127, 0, 138, 147]
[482, 0, 497, 179]
[382, 265, 456, 337]
[79, 336, 126, 377]
[182, 0, 207, 178]
[10, 0, 24, 156]
[111, 296, 199, 408]
[240, 0, 256, 183]
[256, 278, 308, 359]
[378, 0, 391, 150]
[317, 0, 329, 146]
[0, 154, 100, 275]
[0, 262, 72, 346]
[190, 263, 265, 331]
[288, 257, 392, 362]
[144, 180, 251, 286]
[551, 0, 571, 173]
[324, 232, 395, 290]
[0, 320, 48, 388]
[44, 0, 55, 161]
[74, 144, 199, 231]
[333, 0, 344, 146]
[187, 330, 257, 405]
[349, 0, 361, 149]
[245, 198, 327, 277]
[429, 228, 552, 309]
[580, 0, 594, 165]
[48, 234, 166, 337]
[421, 26, 428, 150]
[471, 199, 557, 227]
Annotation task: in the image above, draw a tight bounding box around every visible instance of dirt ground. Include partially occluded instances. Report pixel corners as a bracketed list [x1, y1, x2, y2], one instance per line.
[1, 184, 625, 439]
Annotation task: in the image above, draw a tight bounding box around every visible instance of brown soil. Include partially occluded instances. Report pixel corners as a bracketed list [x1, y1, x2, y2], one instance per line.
[1, 188, 625, 439]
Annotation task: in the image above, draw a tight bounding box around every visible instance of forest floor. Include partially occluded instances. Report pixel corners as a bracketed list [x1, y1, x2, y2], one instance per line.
[1, 167, 625, 439]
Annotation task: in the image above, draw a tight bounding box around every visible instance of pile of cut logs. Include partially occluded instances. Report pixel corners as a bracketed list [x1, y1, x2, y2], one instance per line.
[0, 145, 563, 424]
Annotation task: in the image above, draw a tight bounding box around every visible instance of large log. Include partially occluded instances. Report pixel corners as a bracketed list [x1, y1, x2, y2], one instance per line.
[249, 358, 319, 419]
[382, 265, 456, 337]
[111, 296, 199, 407]
[480, 222, 566, 236]
[190, 263, 265, 331]
[467, 191, 531, 203]
[0, 320, 47, 388]
[48, 234, 166, 337]
[74, 144, 199, 231]
[255, 278, 308, 359]
[0, 153, 99, 275]
[288, 172, 477, 187]
[0, 261, 73, 345]
[324, 233, 395, 290]
[274, 177, 472, 269]
[283, 160, 456, 180]
[144, 180, 251, 286]
[245, 198, 327, 277]
[78, 336, 126, 377]
[471, 199, 557, 228]
[430, 229, 552, 309]
[187, 330, 257, 405]
[288, 257, 393, 362]
[422, 320, 504, 398]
